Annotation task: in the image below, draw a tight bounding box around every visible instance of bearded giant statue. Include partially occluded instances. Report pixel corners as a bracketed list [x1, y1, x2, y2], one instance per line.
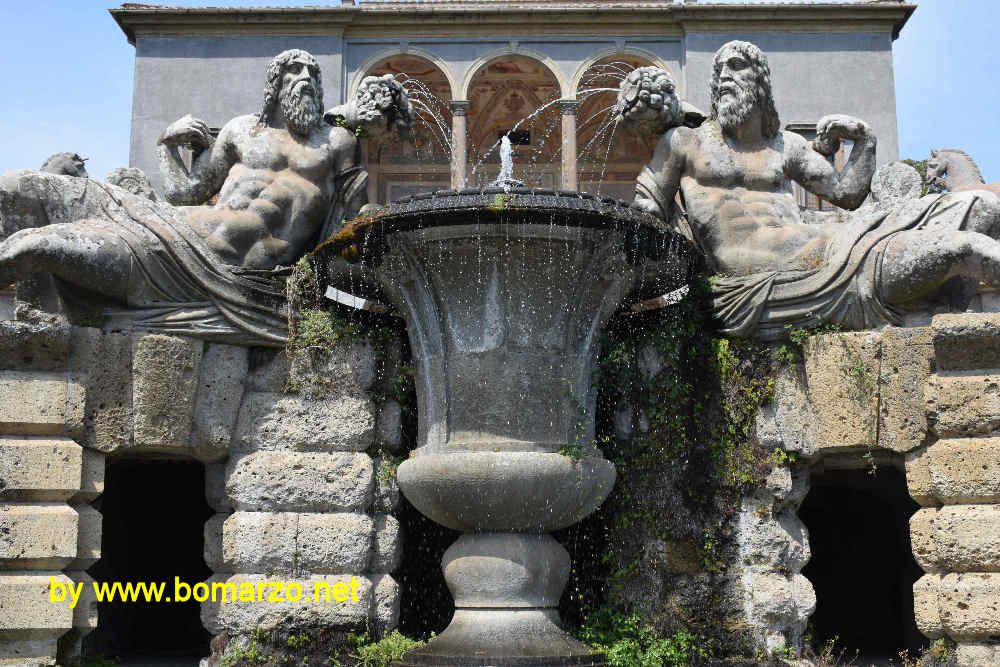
[0, 50, 411, 346]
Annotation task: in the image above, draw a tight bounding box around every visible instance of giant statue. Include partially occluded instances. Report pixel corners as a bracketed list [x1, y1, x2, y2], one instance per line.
[0, 49, 410, 345]
[625, 40, 1000, 339]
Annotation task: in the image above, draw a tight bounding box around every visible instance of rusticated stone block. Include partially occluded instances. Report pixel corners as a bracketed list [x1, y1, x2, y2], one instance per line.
[933, 313, 1000, 371]
[296, 513, 373, 574]
[226, 452, 374, 513]
[371, 515, 402, 574]
[878, 326, 933, 452]
[222, 512, 296, 575]
[906, 438, 1000, 505]
[802, 332, 881, 451]
[232, 392, 374, 453]
[191, 343, 248, 458]
[914, 572, 1000, 640]
[210, 574, 373, 633]
[0, 371, 84, 436]
[371, 574, 400, 632]
[205, 463, 230, 512]
[66, 570, 97, 634]
[746, 573, 816, 629]
[755, 359, 815, 456]
[0, 503, 77, 570]
[71, 328, 133, 453]
[245, 347, 290, 393]
[68, 504, 101, 570]
[956, 642, 1000, 666]
[910, 505, 1000, 573]
[199, 574, 229, 635]
[0, 437, 81, 501]
[0, 572, 74, 639]
[0, 322, 70, 371]
[286, 343, 377, 398]
[926, 372, 1000, 438]
[204, 512, 228, 574]
[131, 333, 202, 456]
[913, 574, 945, 638]
[375, 400, 403, 452]
[72, 449, 104, 503]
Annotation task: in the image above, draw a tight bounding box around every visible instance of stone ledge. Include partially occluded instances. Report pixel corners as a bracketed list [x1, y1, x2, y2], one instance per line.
[0, 573, 73, 639]
[933, 313, 1000, 371]
[905, 438, 1000, 505]
[0, 438, 81, 502]
[0, 504, 78, 571]
[910, 505, 1000, 573]
[913, 572, 1000, 640]
[0, 371, 84, 437]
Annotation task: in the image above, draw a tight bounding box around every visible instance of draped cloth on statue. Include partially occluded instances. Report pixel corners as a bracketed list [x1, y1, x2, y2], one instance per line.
[635, 166, 983, 340]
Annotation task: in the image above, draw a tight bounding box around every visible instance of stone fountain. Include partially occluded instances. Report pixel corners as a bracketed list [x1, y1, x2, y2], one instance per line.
[316, 188, 695, 665]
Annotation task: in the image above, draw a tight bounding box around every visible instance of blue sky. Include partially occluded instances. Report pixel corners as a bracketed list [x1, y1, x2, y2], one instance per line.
[0, 1, 995, 184]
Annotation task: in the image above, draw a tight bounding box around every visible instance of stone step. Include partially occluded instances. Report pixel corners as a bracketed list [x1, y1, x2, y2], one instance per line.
[910, 505, 1000, 572]
[933, 313, 1000, 371]
[913, 572, 1000, 640]
[905, 437, 1000, 506]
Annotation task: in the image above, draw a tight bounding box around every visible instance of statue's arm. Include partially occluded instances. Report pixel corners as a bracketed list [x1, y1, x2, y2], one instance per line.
[633, 128, 686, 221]
[785, 115, 877, 211]
[157, 114, 238, 205]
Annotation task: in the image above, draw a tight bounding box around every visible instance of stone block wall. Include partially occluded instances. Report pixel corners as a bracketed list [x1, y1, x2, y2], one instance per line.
[0, 323, 405, 665]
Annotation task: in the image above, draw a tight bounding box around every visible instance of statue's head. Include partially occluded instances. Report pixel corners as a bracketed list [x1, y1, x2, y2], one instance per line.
[710, 40, 780, 138]
[259, 49, 324, 136]
[351, 74, 414, 141]
[40, 152, 88, 177]
[927, 149, 945, 186]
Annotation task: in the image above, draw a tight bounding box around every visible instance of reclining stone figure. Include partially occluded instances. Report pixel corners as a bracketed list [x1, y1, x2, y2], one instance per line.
[624, 40, 1000, 339]
[0, 50, 410, 345]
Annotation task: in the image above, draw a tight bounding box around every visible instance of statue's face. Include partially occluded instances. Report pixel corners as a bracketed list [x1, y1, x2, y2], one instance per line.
[279, 55, 322, 136]
[927, 155, 945, 185]
[712, 46, 761, 129]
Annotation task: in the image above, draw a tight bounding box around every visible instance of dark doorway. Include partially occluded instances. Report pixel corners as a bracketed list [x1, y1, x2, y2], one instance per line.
[799, 464, 925, 661]
[87, 459, 214, 662]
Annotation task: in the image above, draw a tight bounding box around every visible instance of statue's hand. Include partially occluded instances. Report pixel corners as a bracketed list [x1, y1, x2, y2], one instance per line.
[158, 114, 214, 149]
[814, 114, 871, 156]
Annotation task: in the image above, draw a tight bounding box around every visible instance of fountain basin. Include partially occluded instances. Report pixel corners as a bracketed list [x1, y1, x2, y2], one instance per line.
[397, 452, 615, 532]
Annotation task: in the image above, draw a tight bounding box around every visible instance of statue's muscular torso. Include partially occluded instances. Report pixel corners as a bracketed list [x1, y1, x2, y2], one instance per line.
[183, 116, 358, 270]
[674, 122, 834, 276]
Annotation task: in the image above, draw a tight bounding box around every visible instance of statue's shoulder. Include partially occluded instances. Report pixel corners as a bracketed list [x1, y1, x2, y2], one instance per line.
[219, 114, 259, 139]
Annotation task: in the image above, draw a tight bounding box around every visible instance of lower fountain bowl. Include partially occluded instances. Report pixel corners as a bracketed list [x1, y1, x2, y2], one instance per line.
[396, 452, 616, 533]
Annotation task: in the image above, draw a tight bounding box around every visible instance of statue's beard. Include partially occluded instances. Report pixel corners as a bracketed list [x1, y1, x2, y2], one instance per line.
[714, 84, 758, 131]
[281, 82, 321, 136]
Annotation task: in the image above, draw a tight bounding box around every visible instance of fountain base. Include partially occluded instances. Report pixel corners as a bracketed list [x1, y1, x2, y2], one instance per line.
[395, 609, 605, 666]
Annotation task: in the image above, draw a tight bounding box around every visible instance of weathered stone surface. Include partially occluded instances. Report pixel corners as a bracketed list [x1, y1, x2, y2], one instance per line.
[72, 448, 104, 503]
[914, 438, 1000, 504]
[297, 513, 373, 574]
[913, 574, 945, 638]
[0, 573, 73, 638]
[371, 515, 402, 573]
[210, 574, 374, 633]
[0, 437, 81, 501]
[375, 400, 403, 452]
[955, 642, 1000, 667]
[226, 452, 374, 513]
[232, 392, 374, 453]
[205, 463, 230, 512]
[738, 505, 810, 574]
[66, 570, 97, 634]
[190, 343, 248, 457]
[199, 574, 229, 635]
[933, 313, 1000, 371]
[69, 504, 101, 570]
[131, 333, 202, 455]
[0, 503, 77, 570]
[878, 326, 933, 452]
[911, 505, 1000, 573]
[204, 512, 228, 573]
[71, 328, 133, 453]
[370, 574, 400, 632]
[245, 347, 290, 393]
[222, 512, 297, 575]
[0, 638, 59, 665]
[927, 372, 1000, 438]
[745, 573, 815, 651]
[802, 332, 881, 451]
[374, 457, 401, 513]
[285, 344, 378, 400]
[0, 322, 70, 371]
[0, 371, 84, 436]
[756, 352, 815, 455]
[905, 444, 937, 507]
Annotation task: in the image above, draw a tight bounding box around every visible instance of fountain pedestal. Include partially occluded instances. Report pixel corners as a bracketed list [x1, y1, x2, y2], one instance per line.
[317, 190, 693, 666]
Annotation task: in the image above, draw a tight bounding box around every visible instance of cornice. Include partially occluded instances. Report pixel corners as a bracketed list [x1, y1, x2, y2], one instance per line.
[110, 3, 916, 45]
